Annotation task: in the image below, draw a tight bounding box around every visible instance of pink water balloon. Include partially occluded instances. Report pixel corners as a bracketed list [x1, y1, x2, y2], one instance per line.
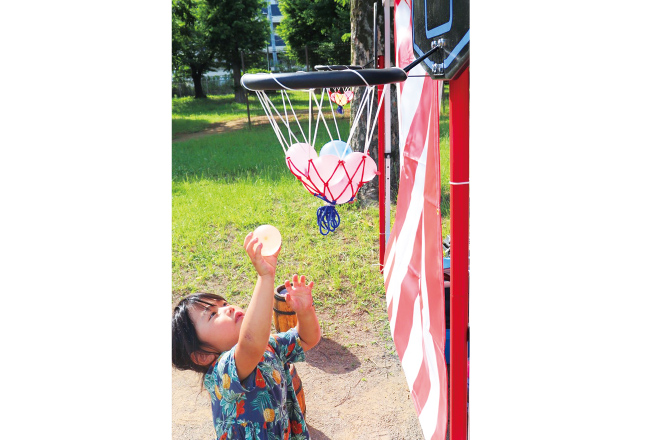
[344, 152, 378, 183]
[309, 154, 346, 194]
[326, 177, 356, 204]
[285, 143, 317, 176]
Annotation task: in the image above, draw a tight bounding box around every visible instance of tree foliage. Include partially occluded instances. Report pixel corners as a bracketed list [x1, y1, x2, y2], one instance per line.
[172, 0, 269, 100]
[207, 0, 269, 102]
[277, 0, 351, 68]
[172, 0, 218, 97]
[206, 0, 269, 72]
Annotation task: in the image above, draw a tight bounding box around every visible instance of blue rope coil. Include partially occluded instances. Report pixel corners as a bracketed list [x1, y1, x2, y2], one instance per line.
[316, 204, 340, 235]
[314, 194, 354, 236]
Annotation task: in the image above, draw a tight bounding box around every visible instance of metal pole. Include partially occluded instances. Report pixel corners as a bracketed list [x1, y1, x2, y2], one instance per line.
[375, 2, 385, 271]
[402, 45, 441, 73]
[267, 0, 278, 69]
[449, 66, 469, 440]
[373, 2, 378, 64]
[377, 54, 385, 272]
[383, 0, 391, 244]
[240, 50, 252, 129]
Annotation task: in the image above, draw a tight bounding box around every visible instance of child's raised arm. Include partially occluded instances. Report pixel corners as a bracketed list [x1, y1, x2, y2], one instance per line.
[284, 274, 321, 351]
[234, 232, 279, 381]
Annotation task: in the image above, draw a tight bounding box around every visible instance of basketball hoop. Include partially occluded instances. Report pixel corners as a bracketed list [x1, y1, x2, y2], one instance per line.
[241, 67, 407, 235]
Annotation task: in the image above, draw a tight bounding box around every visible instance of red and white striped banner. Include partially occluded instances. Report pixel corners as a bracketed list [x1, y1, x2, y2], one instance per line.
[384, 1, 448, 439]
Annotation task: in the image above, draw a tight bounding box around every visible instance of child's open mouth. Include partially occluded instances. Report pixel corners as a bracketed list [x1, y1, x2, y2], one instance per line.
[235, 311, 244, 323]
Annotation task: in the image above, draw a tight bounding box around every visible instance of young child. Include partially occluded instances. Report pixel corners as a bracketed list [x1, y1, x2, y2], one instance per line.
[172, 231, 321, 440]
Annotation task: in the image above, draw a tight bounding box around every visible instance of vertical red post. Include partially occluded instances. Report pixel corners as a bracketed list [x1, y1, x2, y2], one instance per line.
[377, 54, 386, 272]
[449, 67, 469, 440]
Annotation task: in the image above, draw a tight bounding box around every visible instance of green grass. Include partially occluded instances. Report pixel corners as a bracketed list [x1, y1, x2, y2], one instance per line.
[173, 95, 452, 338]
[172, 91, 344, 137]
[440, 98, 451, 239]
[173, 120, 394, 335]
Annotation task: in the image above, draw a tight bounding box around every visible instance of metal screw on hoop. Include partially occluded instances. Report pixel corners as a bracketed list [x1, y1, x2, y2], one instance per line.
[430, 39, 447, 76]
[432, 38, 447, 48]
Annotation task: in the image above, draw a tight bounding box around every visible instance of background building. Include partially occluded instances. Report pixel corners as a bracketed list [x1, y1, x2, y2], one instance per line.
[261, 0, 285, 71]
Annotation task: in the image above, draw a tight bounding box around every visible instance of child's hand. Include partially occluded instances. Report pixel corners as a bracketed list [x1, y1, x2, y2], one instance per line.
[244, 232, 279, 277]
[284, 274, 314, 313]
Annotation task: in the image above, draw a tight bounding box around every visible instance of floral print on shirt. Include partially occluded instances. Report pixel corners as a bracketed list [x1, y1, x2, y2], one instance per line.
[203, 328, 308, 440]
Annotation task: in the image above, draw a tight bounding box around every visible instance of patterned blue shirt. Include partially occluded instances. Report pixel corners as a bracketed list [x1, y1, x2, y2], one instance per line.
[203, 328, 309, 440]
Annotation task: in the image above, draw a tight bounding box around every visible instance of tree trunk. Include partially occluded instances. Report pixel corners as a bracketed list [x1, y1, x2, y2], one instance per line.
[350, 0, 379, 205]
[191, 69, 207, 99]
[232, 63, 245, 104]
[350, 0, 400, 205]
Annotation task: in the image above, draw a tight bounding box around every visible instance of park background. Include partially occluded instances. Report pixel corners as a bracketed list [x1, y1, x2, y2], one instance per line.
[3, 1, 669, 439]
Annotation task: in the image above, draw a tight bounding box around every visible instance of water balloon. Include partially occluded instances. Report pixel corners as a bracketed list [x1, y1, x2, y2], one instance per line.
[344, 152, 378, 183]
[309, 155, 346, 194]
[320, 140, 352, 159]
[252, 224, 282, 256]
[285, 143, 317, 176]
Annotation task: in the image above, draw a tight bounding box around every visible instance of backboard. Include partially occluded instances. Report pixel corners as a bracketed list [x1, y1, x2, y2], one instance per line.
[412, 0, 469, 80]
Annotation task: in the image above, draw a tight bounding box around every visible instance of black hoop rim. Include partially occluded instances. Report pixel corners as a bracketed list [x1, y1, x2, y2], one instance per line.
[241, 67, 407, 91]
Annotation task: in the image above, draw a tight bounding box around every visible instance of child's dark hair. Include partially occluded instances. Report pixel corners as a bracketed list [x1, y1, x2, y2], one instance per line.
[172, 292, 227, 374]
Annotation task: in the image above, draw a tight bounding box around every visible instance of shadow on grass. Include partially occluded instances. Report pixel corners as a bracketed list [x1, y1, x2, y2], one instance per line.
[172, 94, 255, 117]
[172, 92, 342, 138]
[172, 93, 313, 118]
[172, 117, 218, 136]
[172, 95, 258, 137]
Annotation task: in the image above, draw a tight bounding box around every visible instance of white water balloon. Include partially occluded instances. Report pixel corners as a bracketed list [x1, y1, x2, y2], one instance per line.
[252, 224, 282, 256]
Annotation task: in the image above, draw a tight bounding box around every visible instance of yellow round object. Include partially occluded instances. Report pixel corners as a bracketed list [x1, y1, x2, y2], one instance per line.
[263, 408, 275, 422]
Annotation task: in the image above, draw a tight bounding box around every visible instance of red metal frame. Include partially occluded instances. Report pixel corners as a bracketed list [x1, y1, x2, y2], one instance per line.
[449, 67, 469, 440]
[377, 55, 386, 272]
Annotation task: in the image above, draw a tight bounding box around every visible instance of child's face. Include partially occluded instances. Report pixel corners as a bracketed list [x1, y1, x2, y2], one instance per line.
[188, 298, 245, 353]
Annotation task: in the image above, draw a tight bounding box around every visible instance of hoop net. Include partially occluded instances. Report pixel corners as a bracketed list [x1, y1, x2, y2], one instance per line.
[247, 72, 387, 235]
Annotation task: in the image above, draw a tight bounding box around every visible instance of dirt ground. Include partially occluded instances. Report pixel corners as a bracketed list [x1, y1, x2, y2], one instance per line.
[172, 115, 271, 142]
[172, 306, 425, 440]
